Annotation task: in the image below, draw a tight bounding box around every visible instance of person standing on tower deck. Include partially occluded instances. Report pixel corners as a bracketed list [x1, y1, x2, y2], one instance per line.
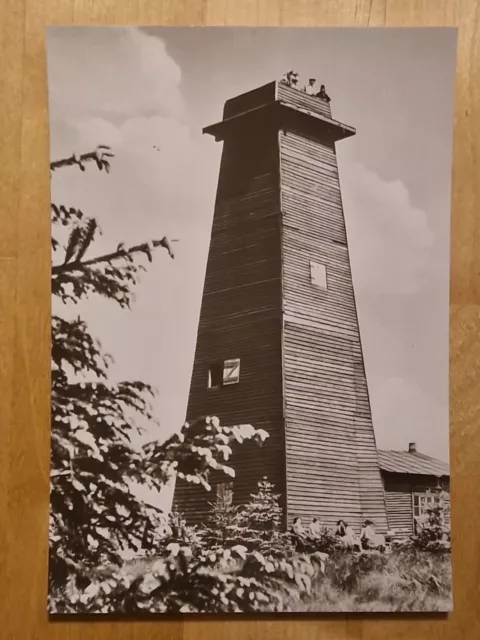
[316, 84, 331, 103]
[303, 78, 317, 95]
[281, 70, 299, 88]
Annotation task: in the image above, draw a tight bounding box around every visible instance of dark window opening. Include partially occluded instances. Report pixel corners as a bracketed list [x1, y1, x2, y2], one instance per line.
[208, 358, 241, 389]
[208, 363, 224, 389]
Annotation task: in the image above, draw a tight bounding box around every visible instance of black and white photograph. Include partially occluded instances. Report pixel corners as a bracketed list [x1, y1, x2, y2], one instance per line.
[47, 26, 456, 614]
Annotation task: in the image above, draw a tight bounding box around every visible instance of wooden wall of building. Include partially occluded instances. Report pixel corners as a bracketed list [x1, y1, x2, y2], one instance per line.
[384, 483, 414, 533]
[173, 124, 286, 524]
[177, 99, 390, 531]
[383, 472, 450, 534]
[279, 124, 388, 532]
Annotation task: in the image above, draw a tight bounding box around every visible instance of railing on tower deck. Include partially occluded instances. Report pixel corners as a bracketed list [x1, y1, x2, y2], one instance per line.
[276, 81, 332, 119]
[221, 80, 333, 122]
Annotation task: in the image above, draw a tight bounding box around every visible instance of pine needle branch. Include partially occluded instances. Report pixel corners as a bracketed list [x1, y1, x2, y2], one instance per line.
[50, 146, 114, 172]
[52, 237, 178, 275]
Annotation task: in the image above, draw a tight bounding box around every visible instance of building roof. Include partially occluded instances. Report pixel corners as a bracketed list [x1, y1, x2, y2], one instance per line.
[377, 449, 449, 477]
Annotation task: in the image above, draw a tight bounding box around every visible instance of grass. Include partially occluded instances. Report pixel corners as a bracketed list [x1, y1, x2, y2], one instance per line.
[124, 547, 452, 613]
[289, 548, 452, 613]
[75, 547, 452, 614]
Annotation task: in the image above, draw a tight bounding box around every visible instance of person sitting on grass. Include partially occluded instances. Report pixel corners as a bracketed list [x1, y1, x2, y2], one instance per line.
[309, 517, 322, 538]
[360, 520, 387, 551]
[336, 519, 361, 551]
[290, 516, 307, 551]
[291, 516, 304, 536]
[360, 519, 375, 549]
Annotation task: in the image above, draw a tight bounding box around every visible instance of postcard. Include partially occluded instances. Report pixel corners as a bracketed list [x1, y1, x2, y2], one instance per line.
[47, 26, 456, 614]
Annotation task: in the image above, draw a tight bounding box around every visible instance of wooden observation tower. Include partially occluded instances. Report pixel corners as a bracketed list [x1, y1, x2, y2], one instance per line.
[173, 81, 388, 532]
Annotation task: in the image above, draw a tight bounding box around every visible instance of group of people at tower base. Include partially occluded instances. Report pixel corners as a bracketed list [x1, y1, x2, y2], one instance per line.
[281, 70, 331, 103]
[291, 516, 389, 553]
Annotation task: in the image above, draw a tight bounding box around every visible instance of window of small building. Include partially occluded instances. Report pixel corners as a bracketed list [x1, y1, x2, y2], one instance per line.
[208, 358, 241, 388]
[310, 261, 327, 289]
[216, 481, 233, 506]
[413, 492, 435, 518]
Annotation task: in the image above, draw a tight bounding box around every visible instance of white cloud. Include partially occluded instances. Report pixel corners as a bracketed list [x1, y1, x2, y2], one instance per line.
[338, 161, 447, 461]
[340, 160, 434, 296]
[48, 27, 220, 444]
[47, 27, 184, 123]
[371, 377, 448, 462]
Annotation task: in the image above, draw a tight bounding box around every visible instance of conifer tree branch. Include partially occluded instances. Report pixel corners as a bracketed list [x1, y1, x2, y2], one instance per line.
[52, 238, 177, 275]
[50, 146, 114, 172]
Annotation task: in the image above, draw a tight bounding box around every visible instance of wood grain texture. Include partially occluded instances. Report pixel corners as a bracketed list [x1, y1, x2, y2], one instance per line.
[280, 124, 387, 531]
[383, 475, 450, 534]
[0, 0, 478, 638]
[177, 86, 386, 530]
[174, 124, 286, 523]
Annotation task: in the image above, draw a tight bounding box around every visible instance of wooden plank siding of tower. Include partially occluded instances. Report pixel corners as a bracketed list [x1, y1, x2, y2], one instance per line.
[173, 81, 388, 532]
[278, 97, 388, 532]
[173, 117, 286, 526]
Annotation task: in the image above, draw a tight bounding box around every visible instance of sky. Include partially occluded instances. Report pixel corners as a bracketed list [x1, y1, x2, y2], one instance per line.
[46, 26, 456, 470]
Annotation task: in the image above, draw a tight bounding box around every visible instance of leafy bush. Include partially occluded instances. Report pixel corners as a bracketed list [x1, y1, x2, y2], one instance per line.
[232, 479, 293, 557]
[318, 549, 384, 595]
[298, 526, 343, 555]
[204, 492, 241, 549]
[411, 490, 451, 553]
[60, 548, 327, 614]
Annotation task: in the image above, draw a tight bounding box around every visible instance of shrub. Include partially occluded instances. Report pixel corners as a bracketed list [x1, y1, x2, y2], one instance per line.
[300, 526, 342, 555]
[233, 479, 293, 557]
[411, 490, 451, 553]
[301, 548, 451, 613]
[324, 550, 388, 593]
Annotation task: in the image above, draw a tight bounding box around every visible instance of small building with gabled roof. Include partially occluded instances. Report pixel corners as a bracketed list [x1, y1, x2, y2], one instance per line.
[378, 442, 450, 536]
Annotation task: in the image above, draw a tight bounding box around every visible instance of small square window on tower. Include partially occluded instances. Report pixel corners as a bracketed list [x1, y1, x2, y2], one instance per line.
[208, 358, 241, 388]
[310, 261, 327, 289]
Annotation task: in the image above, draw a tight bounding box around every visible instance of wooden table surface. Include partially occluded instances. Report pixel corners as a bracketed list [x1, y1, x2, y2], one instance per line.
[1, 1, 479, 638]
